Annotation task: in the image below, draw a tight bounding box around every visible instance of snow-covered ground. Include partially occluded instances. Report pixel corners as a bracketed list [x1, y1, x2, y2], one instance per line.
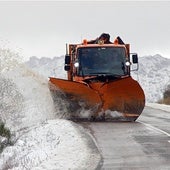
[0, 49, 100, 169]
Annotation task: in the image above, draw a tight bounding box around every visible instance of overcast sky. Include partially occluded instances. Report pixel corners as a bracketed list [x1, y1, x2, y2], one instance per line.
[0, 1, 170, 60]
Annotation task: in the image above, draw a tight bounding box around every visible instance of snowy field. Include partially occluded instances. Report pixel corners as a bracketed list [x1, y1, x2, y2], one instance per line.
[0, 49, 100, 169]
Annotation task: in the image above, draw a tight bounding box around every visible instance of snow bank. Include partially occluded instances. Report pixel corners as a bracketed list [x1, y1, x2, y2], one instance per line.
[0, 49, 100, 169]
[0, 120, 100, 170]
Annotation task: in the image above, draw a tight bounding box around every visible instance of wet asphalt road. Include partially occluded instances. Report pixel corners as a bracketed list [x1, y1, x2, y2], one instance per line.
[80, 106, 170, 170]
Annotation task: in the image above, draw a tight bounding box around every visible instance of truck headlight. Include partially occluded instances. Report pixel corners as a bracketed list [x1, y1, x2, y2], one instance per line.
[74, 62, 79, 68]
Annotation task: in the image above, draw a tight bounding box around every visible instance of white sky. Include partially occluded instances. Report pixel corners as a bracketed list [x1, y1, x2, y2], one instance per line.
[0, 1, 170, 60]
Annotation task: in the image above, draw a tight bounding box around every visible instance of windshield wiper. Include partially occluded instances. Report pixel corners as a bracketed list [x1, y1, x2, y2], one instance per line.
[88, 72, 122, 76]
[89, 72, 112, 75]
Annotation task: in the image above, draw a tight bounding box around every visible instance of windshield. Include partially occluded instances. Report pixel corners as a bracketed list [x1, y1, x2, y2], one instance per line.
[77, 47, 127, 76]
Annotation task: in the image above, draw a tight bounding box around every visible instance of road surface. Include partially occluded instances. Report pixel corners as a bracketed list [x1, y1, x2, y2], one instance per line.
[80, 106, 170, 170]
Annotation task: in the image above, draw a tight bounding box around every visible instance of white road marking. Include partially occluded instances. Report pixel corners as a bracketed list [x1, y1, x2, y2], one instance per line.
[138, 120, 170, 137]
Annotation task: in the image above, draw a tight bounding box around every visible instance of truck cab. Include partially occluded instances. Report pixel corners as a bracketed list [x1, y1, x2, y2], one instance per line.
[64, 37, 138, 82]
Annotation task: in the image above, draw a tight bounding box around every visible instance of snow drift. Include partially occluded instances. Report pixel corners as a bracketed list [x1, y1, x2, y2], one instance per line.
[0, 49, 100, 169]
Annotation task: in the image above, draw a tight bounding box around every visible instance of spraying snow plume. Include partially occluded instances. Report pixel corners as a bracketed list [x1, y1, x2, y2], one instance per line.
[0, 76, 24, 129]
[0, 48, 22, 73]
[0, 48, 100, 169]
[0, 65, 56, 131]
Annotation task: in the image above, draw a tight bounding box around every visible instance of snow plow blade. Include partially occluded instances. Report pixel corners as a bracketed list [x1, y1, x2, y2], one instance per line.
[49, 77, 145, 121]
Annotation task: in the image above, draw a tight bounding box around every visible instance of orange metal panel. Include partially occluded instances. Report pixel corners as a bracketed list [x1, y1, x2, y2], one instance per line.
[49, 77, 145, 121]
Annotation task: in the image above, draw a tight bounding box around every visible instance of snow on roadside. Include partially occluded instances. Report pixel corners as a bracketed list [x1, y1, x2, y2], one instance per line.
[0, 53, 100, 170]
[0, 119, 100, 170]
[146, 103, 170, 112]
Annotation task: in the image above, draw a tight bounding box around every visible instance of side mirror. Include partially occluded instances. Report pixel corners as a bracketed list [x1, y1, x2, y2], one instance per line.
[132, 54, 138, 64]
[130, 53, 139, 71]
[64, 65, 70, 71]
[64, 55, 71, 71]
[65, 55, 71, 64]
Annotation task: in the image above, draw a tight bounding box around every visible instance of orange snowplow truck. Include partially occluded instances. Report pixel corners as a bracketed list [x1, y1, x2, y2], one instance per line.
[49, 34, 145, 121]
